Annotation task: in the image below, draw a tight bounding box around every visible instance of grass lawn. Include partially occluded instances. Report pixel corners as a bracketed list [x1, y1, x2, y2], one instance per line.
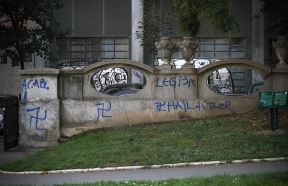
[1, 109, 288, 171]
[56, 172, 288, 186]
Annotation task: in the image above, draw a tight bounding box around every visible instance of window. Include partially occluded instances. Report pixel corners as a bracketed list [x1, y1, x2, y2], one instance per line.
[56, 37, 130, 69]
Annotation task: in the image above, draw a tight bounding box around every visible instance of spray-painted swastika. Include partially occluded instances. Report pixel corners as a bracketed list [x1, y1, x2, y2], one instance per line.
[96, 101, 112, 120]
[26, 107, 48, 131]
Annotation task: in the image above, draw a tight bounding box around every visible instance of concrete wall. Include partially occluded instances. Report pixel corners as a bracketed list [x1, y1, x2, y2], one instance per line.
[18, 59, 285, 148]
[263, 65, 288, 92]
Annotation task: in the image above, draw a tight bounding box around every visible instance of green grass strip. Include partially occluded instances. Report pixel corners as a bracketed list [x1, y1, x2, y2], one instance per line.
[1, 110, 288, 171]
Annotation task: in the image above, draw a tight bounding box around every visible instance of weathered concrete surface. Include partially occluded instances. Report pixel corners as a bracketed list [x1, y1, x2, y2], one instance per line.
[60, 98, 253, 137]
[19, 76, 58, 102]
[154, 69, 197, 100]
[60, 73, 83, 99]
[19, 100, 59, 148]
[19, 69, 60, 148]
[60, 60, 265, 137]
[264, 65, 288, 92]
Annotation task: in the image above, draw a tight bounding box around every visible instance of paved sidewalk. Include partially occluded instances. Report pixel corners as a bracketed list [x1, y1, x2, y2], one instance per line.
[0, 161, 288, 186]
[0, 136, 41, 166]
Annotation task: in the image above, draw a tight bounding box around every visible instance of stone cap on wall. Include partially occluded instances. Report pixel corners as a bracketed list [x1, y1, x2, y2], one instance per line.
[272, 65, 288, 73]
[19, 68, 60, 76]
[60, 60, 154, 75]
[197, 59, 271, 77]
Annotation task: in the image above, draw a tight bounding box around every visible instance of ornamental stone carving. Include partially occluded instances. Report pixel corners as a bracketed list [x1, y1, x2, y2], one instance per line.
[272, 36, 288, 65]
[155, 37, 174, 66]
[177, 37, 199, 67]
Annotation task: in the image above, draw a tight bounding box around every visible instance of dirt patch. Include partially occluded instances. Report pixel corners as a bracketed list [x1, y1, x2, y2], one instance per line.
[255, 129, 288, 135]
[225, 109, 288, 131]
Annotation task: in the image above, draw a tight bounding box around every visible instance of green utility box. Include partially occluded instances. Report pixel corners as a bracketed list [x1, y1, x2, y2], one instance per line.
[258, 91, 288, 131]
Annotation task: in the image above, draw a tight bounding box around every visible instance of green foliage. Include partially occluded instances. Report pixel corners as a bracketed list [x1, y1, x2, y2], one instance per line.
[136, 12, 176, 48]
[137, 0, 239, 50]
[260, 0, 288, 36]
[171, 0, 239, 36]
[136, 0, 176, 49]
[0, 0, 64, 69]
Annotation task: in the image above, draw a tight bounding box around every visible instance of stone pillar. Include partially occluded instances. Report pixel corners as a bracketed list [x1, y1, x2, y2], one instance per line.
[19, 68, 60, 148]
[252, 0, 265, 83]
[131, 0, 144, 63]
[264, 66, 288, 92]
[252, 0, 265, 63]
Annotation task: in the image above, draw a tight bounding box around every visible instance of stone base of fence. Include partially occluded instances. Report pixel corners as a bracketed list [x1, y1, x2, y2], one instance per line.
[18, 60, 287, 148]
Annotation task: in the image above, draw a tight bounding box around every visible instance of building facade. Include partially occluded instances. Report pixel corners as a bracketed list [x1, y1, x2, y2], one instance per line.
[0, 0, 273, 96]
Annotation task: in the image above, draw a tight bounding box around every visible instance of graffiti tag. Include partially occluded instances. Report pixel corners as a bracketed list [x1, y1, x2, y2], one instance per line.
[22, 79, 49, 91]
[156, 76, 195, 88]
[155, 100, 231, 112]
[21, 78, 50, 102]
[133, 70, 144, 83]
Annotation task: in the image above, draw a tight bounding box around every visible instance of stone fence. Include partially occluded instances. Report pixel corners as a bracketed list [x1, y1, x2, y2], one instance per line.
[19, 59, 288, 148]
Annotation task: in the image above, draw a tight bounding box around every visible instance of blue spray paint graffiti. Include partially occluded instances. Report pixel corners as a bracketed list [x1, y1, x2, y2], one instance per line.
[96, 101, 112, 120]
[22, 79, 50, 91]
[26, 107, 48, 131]
[155, 100, 231, 112]
[22, 90, 28, 102]
[133, 70, 144, 83]
[156, 76, 195, 88]
[21, 78, 50, 102]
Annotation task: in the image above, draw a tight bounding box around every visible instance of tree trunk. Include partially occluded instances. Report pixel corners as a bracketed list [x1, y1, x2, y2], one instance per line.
[19, 60, 25, 70]
[19, 51, 25, 70]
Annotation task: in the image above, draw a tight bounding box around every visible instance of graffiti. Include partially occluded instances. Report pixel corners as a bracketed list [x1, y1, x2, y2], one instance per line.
[91, 67, 128, 92]
[26, 107, 48, 131]
[156, 76, 195, 88]
[133, 70, 144, 83]
[22, 90, 28, 102]
[155, 100, 231, 112]
[21, 78, 50, 102]
[58, 59, 101, 69]
[96, 101, 112, 120]
[208, 83, 233, 95]
[21, 79, 49, 91]
[0, 109, 4, 131]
